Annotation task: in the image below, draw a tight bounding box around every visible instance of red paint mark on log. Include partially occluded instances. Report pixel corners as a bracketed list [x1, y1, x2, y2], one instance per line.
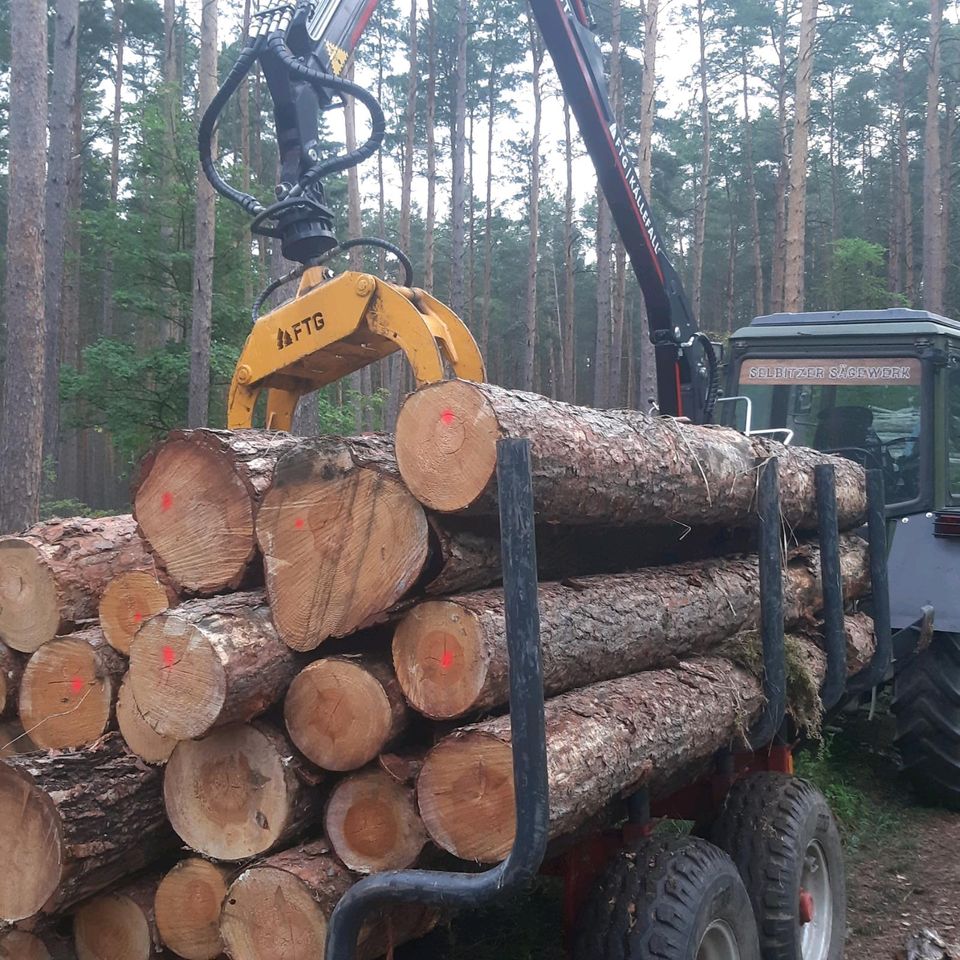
[70, 677, 85, 695]
[133, 612, 143, 624]
[162, 646, 175, 668]
[294, 518, 305, 530]
[440, 649, 454, 669]
[161, 492, 174, 512]
[440, 409, 456, 425]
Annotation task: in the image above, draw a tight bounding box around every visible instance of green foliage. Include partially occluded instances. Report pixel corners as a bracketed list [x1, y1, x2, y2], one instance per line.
[820, 238, 908, 312]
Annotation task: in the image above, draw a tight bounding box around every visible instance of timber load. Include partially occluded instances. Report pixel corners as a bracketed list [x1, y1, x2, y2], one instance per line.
[0, 383, 878, 957]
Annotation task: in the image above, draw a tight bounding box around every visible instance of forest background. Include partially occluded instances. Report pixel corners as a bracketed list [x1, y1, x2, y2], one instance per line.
[0, 0, 956, 529]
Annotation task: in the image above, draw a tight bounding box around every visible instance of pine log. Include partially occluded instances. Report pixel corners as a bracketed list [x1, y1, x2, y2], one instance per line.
[18, 628, 126, 750]
[283, 656, 410, 771]
[154, 858, 230, 960]
[0, 515, 154, 653]
[99, 569, 176, 655]
[163, 721, 324, 862]
[324, 765, 428, 873]
[0, 733, 174, 921]
[416, 622, 873, 863]
[133, 429, 300, 594]
[395, 380, 867, 530]
[394, 535, 871, 719]
[0, 643, 24, 719]
[115, 673, 177, 766]
[0, 931, 50, 960]
[220, 839, 435, 960]
[73, 875, 163, 960]
[129, 591, 301, 740]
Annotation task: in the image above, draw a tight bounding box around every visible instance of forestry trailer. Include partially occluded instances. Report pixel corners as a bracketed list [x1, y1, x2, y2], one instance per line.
[195, 3, 932, 960]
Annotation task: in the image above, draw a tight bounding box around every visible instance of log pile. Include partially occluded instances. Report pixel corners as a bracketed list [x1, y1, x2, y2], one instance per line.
[0, 383, 878, 958]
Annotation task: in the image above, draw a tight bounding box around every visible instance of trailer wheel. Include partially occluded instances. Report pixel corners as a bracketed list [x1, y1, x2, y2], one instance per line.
[893, 632, 960, 810]
[710, 773, 845, 960]
[573, 835, 760, 960]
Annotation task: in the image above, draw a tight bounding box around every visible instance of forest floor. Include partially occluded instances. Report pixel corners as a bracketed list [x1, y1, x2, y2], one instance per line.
[397, 699, 959, 960]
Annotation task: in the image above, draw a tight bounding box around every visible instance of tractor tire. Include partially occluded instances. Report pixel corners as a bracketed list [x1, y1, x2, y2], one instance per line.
[573, 835, 760, 960]
[893, 632, 960, 810]
[710, 773, 845, 960]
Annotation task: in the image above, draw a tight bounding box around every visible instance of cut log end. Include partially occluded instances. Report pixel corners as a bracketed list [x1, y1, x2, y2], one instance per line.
[0, 541, 59, 653]
[155, 858, 228, 960]
[134, 440, 255, 593]
[417, 732, 515, 862]
[18, 636, 119, 750]
[99, 571, 171, 655]
[0, 931, 51, 960]
[392, 600, 486, 720]
[0, 769, 63, 920]
[395, 379, 500, 513]
[116, 674, 176, 765]
[325, 767, 427, 873]
[74, 891, 153, 960]
[284, 659, 399, 771]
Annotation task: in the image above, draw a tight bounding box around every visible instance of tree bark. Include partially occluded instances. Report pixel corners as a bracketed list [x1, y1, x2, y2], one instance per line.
[480, 20, 503, 360]
[924, 0, 945, 313]
[0, 733, 174, 921]
[769, 0, 790, 313]
[284, 656, 410, 772]
[594, 187, 612, 407]
[102, 0, 124, 338]
[73, 874, 163, 960]
[221, 839, 436, 960]
[163, 721, 324, 862]
[155, 858, 230, 960]
[608, 0, 626, 407]
[449, 0, 469, 317]
[417, 623, 873, 862]
[396, 380, 868, 529]
[115, 673, 177, 766]
[393, 536, 870, 719]
[0, 645, 25, 721]
[99, 568, 176, 656]
[782, 0, 819, 312]
[324, 765, 428, 873]
[691, 0, 711, 321]
[897, 42, 916, 304]
[129, 591, 300, 741]
[0, 515, 154, 653]
[19, 627, 126, 750]
[133, 428, 299, 594]
[741, 42, 764, 317]
[423, 0, 438, 292]
[188, 0, 218, 426]
[0, 0, 48, 534]
[562, 102, 576, 402]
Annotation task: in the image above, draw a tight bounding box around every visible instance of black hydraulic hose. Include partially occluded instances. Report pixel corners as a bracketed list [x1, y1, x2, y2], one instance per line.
[697, 332, 720, 422]
[251, 265, 306, 325]
[316, 238, 414, 286]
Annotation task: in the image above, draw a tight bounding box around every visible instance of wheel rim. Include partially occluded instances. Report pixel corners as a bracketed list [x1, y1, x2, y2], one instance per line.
[697, 919, 742, 960]
[799, 839, 833, 960]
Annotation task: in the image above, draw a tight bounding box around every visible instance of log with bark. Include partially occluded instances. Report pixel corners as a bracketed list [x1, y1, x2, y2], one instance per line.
[18, 627, 126, 749]
[129, 591, 301, 741]
[0, 643, 24, 719]
[163, 721, 324, 862]
[219, 839, 436, 960]
[324, 764, 428, 873]
[73, 874, 162, 960]
[133, 429, 299, 594]
[416, 618, 874, 863]
[99, 568, 176, 655]
[395, 380, 867, 530]
[115, 673, 176, 766]
[394, 535, 871, 719]
[154, 858, 230, 960]
[284, 656, 410, 771]
[0, 733, 174, 921]
[0, 515, 154, 652]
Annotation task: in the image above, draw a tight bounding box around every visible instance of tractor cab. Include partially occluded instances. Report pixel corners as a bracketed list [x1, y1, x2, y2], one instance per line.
[722, 308, 960, 637]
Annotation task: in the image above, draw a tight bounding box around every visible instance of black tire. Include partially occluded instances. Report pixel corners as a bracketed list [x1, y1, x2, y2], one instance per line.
[710, 773, 846, 960]
[573, 835, 761, 960]
[893, 632, 960, 810]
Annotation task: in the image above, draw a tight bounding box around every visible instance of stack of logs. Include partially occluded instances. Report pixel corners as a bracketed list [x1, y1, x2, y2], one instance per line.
[0, 381, 877, 960]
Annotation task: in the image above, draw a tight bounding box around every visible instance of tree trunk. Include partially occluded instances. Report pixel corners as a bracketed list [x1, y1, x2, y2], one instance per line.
[942, 82, 956, 290]
[741, 43, 764, 317]
[115, 673, 177, 766]
[284, 656, 410, 772]
[594, 188, 612, 407]
[0, 645, 24, 721]
[19, 627, 126, 750]
[0, 733, 173, 921]
[99, 568, 176, 656]
[43, 0, 81, 469]
[163, 0, 182, 341]
[769, 0, 790, 313]
[782, 0, 819, 313]
[73, 874, 163, 960]
[394, 537, 870, 719]
[220, 839, 436, 960]
[188, 0, 219, 427]
[691, 0, 711, 321]
[103, 0, 124, 338]
[562, 102, 576, 402]
[923, 0, 945, 313]
[0, 0, 48, 534]
[898, 43, 916, 304]
[163, 721, 324, 862]
[239, 0, 253, 311]
[155, 858, 230, 960]
[608, 0, 626, 407]
[129, 591, 299, 740]
[449, 0, 469, 316]
[396, 380, 868, 529]
[132, 429, 299, 594]
[423, 0, 438, 291]
[480, 21, 502, 360]
[325, 765, 428, 873]
[400, 0, 418, 259]
[416, 622, 873, 862]
[0, 515, 154, 653]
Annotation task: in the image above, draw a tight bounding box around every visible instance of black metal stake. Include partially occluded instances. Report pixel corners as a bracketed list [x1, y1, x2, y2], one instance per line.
[815, 464, 847, 710]
[322, 438, 549, 960]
